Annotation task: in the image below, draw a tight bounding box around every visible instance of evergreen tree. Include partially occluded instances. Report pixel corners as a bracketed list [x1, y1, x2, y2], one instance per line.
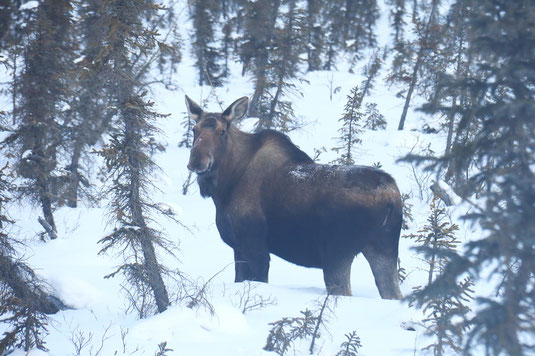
[189, 0, 224, 86]
[64, 0, 111, 208]
[305, 0, 324, 71]
[359, 49, 383, 100]
[0, 165, 65, 353]
[417, 277, 474, 356]
[344, 0, 380, 69]
[427, 0, 475, 188]
[237, 0, 282, 117]
[362, 103, 386, 130]
[388, 0, 444, 130]
[333, 83, 385, 165]
[358, 51, 386, 130]
[0, 0, 30, 127]
[323, 0, 380, 70]
[2, 0, 76, 238]
[336, 331, 362, 356]
[220, 10, 234, 79]
[253, 0, 307, 132]
[96, 0, 178, 316]
[407, 197, 460, 286]
[322, 0, 344, 71]
[408, 1, 535, 353]
[385, 0, 407, 50]
[64, 0, 180, 208]
[407, 197, 473, 356]
[333, 87, 364, 165]
[264, 309, 318, 355]
[400, 193, 414, 231]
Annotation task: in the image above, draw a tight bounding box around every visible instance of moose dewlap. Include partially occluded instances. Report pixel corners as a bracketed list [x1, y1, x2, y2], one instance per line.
[185, 95, 403, 299]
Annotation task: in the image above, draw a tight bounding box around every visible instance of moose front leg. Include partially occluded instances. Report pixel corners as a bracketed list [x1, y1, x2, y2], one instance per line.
[233, 216, 270, 283]
[234, 249, 269, 283]
[234, 249, 250, 282]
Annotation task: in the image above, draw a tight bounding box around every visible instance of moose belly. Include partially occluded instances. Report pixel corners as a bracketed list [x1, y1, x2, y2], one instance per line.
[265, 205, 377, 269]
[267, 223, 324, 268]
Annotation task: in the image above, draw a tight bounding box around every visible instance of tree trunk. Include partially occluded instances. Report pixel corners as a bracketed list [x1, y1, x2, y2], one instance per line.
[397, 0, 439, 130]
[397, 56, 421, 130]
[247, 0, 281, 117]
[37, 179, 56, 237]
[66, 142, 82, 208]
[0, 254, 65, 314]
[125, 108, 169, 313]
[139, 228, 170, 313]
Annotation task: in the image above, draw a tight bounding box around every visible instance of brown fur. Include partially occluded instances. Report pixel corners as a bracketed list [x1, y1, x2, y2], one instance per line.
[185, 96, 403, 298]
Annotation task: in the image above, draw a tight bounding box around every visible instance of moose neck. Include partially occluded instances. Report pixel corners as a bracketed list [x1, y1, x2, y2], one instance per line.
[208, 125, 257, 206]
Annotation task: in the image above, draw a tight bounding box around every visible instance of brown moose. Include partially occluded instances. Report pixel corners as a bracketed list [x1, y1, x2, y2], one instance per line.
[185, 96, 403, 299]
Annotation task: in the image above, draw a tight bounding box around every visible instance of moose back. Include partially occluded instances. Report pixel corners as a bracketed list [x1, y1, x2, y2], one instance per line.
[185, 96, 403, 299]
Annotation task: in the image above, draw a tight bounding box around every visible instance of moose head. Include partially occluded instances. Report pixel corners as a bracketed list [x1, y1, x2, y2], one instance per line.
[185, 95, 249, 177]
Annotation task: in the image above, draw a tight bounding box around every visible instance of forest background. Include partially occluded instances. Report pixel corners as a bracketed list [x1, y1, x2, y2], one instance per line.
[0, 0, 534, 355]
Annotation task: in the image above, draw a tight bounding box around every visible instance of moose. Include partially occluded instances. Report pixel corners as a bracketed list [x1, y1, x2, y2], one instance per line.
[185, 96, 403, 299]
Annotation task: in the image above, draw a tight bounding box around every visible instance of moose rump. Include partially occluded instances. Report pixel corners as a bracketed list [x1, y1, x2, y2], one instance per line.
[185, 95, 403, 299]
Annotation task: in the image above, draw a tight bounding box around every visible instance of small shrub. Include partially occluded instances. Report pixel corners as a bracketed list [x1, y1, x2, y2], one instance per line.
[336, 331, 362, 356]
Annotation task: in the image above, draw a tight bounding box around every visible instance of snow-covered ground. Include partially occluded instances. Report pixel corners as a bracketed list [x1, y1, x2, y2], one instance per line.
[1, 4, 479, 356]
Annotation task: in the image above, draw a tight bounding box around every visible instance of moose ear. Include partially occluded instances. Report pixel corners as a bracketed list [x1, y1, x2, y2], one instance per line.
[185, 95, 203, 122]
[222, 97, 249, 122]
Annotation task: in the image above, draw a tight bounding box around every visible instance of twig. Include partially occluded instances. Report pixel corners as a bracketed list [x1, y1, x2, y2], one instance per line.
[203, 68, 224, 111]
[309, 294, 329, 354]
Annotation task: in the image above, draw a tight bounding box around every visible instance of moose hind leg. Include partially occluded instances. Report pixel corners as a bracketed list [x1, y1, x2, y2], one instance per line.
[362, 244, 403, 300]
[323, 257, 353, 296]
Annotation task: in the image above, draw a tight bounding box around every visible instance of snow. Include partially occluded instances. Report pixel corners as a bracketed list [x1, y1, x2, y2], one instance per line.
[1, 2, 478, 356]
[20, 1, 38, 10]
[288, 164, 379, 182]
[437, 179, 463, 206]
[73, 56, 85, 64]
[22, 149, 32, 159]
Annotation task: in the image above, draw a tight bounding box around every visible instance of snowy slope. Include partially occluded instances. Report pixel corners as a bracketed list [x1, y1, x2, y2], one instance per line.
[1, 3, 478, 356]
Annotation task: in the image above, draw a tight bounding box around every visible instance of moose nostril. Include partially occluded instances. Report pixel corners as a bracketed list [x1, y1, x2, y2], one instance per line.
[187, 157, 212, 174]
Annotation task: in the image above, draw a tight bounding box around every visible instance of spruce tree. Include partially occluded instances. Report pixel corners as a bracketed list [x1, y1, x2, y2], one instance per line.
[64, 0, 111, 208]
[428, 0, 474, 187]
[344, 0, 380, 69]
[334, 82, 385, 165]
[358, 51, 386, 130]
[407, 197, 460, 286]
[388, 0, 444, 130]
[359, 49, 383, 100]
[64, 0, 180, 208]
[253, 0, 307, 132]
[408, 0, 535, 353]
[336, 331, 362, 356]
[408, 197, 473, 356]
[0, 165, 65, 353]
[96, 0, 178, 316]
[305, 0, 324, 71]
[237, 0, 282, 117]
[333, 87, 364, 165]
[0, 0, 31, 127]
[322, 0, 380, 70]
[385, 0, 407, 49]
[190, 0, 224, 86]
[362, 103, 386, 131]
[2, 0, 76, 238]
[322, 0, 344, 71]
